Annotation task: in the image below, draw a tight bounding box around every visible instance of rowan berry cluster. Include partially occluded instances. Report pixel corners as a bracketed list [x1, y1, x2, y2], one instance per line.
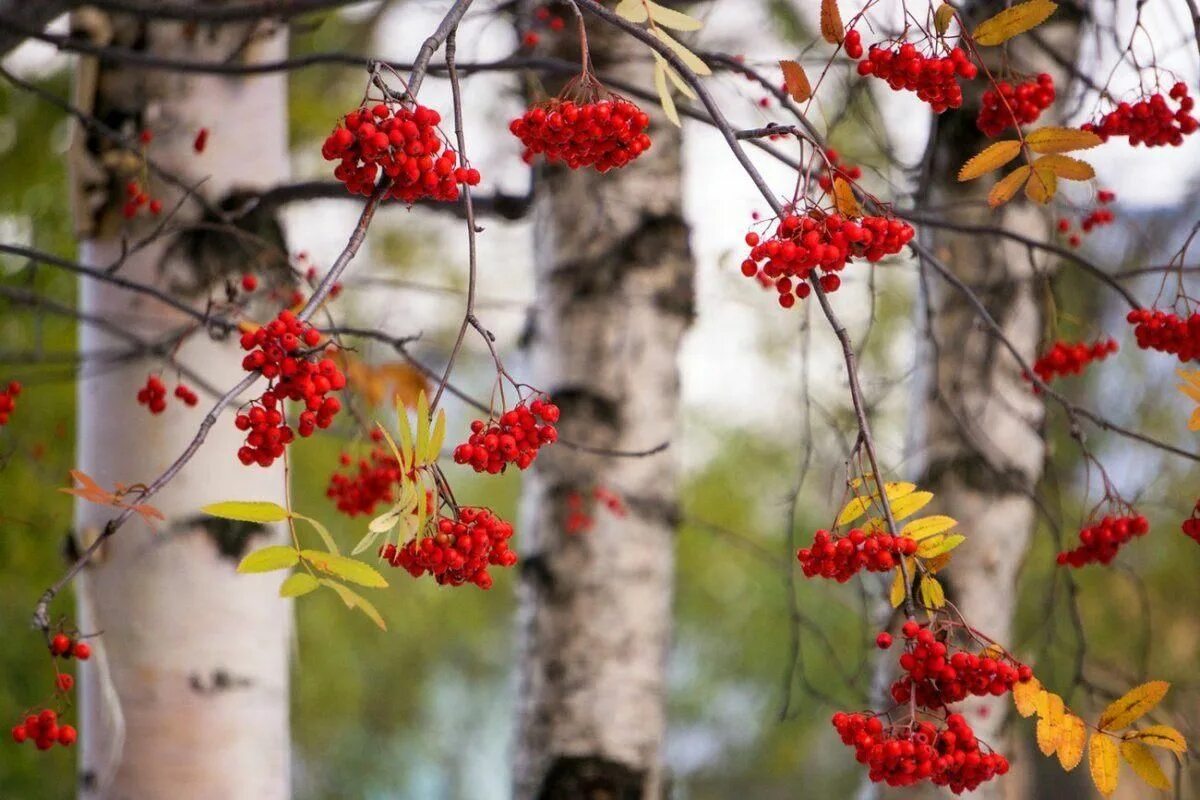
[0, 380, 21, 426]
[831, 712, 1008, 793]
[326, 448, 405, 516]
[1058, 190, 1117, 247]
[797, 528, 919, 581]
[510, 97, 651, 172]
[741, 213, 915, 308]
[1056, 513, 1150, 567]
[380, 507, 516, 589]
[10, 710, 75, 750]
[1182, 500, 1200, 544]
[322, 103, 481, 202]
[235, 310, 345, 467]
[122, 179, 163, 219]
[49, 633, 91, 661]
[1127, 308, 1200, 362]
[1027, 338, 1118, 387]
[1082, 83, 1198, 147]
[843, 29, 864, 60]
[976, 74, 1055, 136]
[136, 375, 168, 414]
[520, 5, 565, 47]
[816, 148, 863, 193]
[854, 44, 977, 113]
[453, 398, 560, 473]
[889, 622, 1033, 710]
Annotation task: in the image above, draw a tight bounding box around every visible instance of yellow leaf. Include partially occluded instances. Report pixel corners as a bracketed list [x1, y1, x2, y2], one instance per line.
[1037, 692, 1065, 755]
[890, 567, 907, 608]
[989, 164, 1031, 207]
[1025, 165, 1057, 203]
[902, 515, 958, 540]
[821, 0, 844, 43]
[779, 59, 812, 103]
[924, 552, 953, 573]
[416, 390, 431, 465]
[920, 575, 946, 608]
[654, 58, 681, 128]
[1190, 408, 1200, 432]
[397, 406, 415, 468]
[1035, 154, 1096, 180]
[202, 500, 290, 523]
[614, 0, 647, 22]
[1014, 676, 1042, 718]
[237, 545, 299, 574]
[320, 579, 387, 631]
[934, 3, 955, 34]
[972, 0, 1058, 46]
[301, 550, 388, 588]
[1134, 725, 1187, 753]
[1120, 739, 1170, 790]
[279, 572, 319, 598]
[660, 56, 696, 98]
[959, 140, 1022, 181]
[917, 533, 965, 558]
[1178, 378, 1200, 403]
[1177, 368, 1200, 391]
[889, 491, 934, 521]
[1089, 734, 1120, 796]
[645, 0, 702, 31]
[1058, 714, 1087, 771]
[832, 177, 860, 217]
[651, 28, 712, 76]
[293, 512, 340, 555]
[1099, 682, 1169, 731]
[1026, 126, 1103, 154]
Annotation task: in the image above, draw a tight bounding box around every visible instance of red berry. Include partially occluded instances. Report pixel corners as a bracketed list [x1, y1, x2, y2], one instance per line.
[50, 634, 70, 656]
[875, 632, 893, 649]
[56, 674, 74, 692]
[241, 274, 258, 292]
[72, 642, 91, 660]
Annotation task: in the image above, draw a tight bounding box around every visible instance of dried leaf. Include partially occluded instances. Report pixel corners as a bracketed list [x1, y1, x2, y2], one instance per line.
[1120, 739, 1170, 790]
[654, 57, 681, 127]
[989, 164, 1031, 207]
[972, 0, 1058, 46]
[1058, 714, 1087, 771]
[614, 0, 648, 22]
[1035, 153, 1096, 180]
[820, 0, 844, 43]
[1134, 725, 1187, 753]
[1099, 681, 1169, 731]
[934, 3, 955, 35]
[1089, 734, 1120, 796]
[780, 59, 812, 102]
[645, 0, 702, 31]
[1026, 126, 1103, 154]
[832, 178, 860, 217]
[958, 140, 1022, 181]
[651, 28, 712, 76]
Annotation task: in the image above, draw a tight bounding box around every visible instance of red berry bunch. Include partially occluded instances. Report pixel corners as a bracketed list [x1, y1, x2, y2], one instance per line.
[797, 528, 919, 582]
[136, 375, 168, 414]
[322, 103, 481, 202]
[11, 710, 76, 751]
[976, 74, 1055, 137]
[855, 44, 977, 113]
[380, 507, 516, 589]
[0, 380, 20, 426]
[521, 5, 566, 47]
[1058, 190, 1117, 247]
[1127, 308, 1200, 362]
[453, 398, 560, 473]
[121, 179, 163, 219]
[235, 310, 345, 467]
[326, 448, 405, 517]
[1182, 500, 1200, 544]
[741, 212, 915, 309]
[1056, 513, 1150, 567]
[831, 712, 1008, 793]
[1027, 338, 1118, 388]
[49, 633, 91, 661]
[1082, 83, 1198, 147]
[510, 96, 651, 172]
[889, 622, 1033, 710]
[843, 29, 864, 60]
[816, 148, 863, 193]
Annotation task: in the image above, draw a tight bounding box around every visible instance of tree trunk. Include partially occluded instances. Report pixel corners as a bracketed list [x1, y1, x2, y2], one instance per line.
[511, 28, 695, 800]
[69, 9, 292, 798]
[915, 5, 1083, 797]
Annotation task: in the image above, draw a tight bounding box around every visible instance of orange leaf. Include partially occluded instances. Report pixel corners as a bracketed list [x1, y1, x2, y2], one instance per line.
[821, 0, 844, 43]
[780, 60, 812, 102]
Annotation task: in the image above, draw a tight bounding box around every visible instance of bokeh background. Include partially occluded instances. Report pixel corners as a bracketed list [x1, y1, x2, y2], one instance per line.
[2, 2, 1199, 797]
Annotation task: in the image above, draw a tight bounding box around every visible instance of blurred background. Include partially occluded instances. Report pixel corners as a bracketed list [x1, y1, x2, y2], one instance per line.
[2, 1, 1200, 798]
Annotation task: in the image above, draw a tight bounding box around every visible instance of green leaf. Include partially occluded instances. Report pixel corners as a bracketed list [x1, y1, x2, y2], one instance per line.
[321, 579, 387, 630]
[237, 545, 299, 573]
[203, 500, 290, 523]
[301, 550, 388, 588]
[293, 512, 339, 555]
[351, 528, 384, 556]
[651, 28, 712, 76]
[279, 572, 319, 597]
[369, 506, 402, 534]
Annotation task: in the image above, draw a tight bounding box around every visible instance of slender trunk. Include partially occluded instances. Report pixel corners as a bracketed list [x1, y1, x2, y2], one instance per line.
[511, 26, 695, 800]
[69, 9, 292, 797]
[914, 5, 1083, 798]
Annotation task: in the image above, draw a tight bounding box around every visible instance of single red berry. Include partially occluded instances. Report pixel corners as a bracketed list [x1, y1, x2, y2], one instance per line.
[901, 620, 919, 638]
[194, 128, 209, 153]
[56, 673, 74, 692]
[876, 632, 893, 649]
[241, 274, 258, 292]
[72, 642, 91, 661]
[57, 725, 77, 747]
[50, 634, 71, 656]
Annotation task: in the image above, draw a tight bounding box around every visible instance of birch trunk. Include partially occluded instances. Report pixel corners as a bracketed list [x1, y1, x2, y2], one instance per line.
[69, 8, 292, 798]
[511, 28, 695, 800]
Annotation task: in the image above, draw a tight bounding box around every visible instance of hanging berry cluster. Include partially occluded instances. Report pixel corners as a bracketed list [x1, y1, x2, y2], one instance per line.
[831, 712, 1009, 793]
[816, 148, 863, 193]
[1056, 512, 1150, 567]
[322, 103, 481, 202]
[136, 376, 198, 415]
[453, 398, 560, 473]
[0, 380, 20, 426]
[1082, 83, 1198, 147]
[1058, 189, 1116, 247]
[742, 212, 915, 308]
[520, 5, 566, 48]
[121, 179, 163, 219]
[50, 633, 90, 662]
[975, 74, 1055, 137]
[510, 95, 651, 172]
[1182, 500, 1200, 545]
[380, 507, 516, 589]
[853, 44, 977, 113]
[326, 448, 405, 516]
[1027, 338, 1118, 388]
[235, 310, 345, 467]
[10, 710, 75, 751]
[1127, 308, 1200, 362]
[797, 527, 919, 581]
[889, 623, 1033, 709]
